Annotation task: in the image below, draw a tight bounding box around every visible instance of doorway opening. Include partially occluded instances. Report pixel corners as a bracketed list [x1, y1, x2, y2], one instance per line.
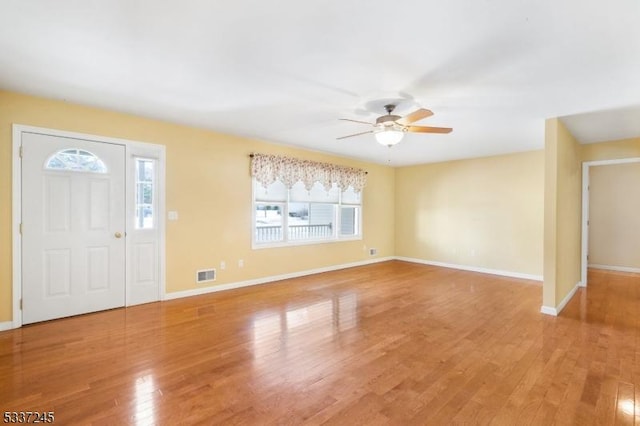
[581, 157, 640, 286]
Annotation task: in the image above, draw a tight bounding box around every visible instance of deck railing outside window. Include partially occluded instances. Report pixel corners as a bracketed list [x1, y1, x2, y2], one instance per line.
[256, 224, 333, 242]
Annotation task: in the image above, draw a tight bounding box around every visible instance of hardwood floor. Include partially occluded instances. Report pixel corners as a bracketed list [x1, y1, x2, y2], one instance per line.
[1, 261, 639, 425]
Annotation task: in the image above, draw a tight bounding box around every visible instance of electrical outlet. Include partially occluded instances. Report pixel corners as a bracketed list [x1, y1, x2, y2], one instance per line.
[220, 261, 226, 270]
[369, 248, 377, 256]
[238, 259, 244, 268]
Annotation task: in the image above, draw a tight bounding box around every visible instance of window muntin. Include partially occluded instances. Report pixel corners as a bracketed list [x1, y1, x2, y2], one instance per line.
[135, 158, 155, 229]
[253, 179, 362, 247]
[45, 148, 107, 173]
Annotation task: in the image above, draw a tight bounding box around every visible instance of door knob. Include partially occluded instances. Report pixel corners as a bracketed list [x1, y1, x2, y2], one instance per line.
[115, 232, 123, 239]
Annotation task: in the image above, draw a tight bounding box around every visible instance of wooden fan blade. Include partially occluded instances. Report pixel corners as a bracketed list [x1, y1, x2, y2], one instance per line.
[406, 125, 453, 134]
[339, 118, 374, 126]
[396, 108, 433, 126]
[336, 130, 373, 140]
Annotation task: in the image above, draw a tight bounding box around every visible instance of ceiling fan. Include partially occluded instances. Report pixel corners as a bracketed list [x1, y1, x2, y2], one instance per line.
[338, 104, 452, 146]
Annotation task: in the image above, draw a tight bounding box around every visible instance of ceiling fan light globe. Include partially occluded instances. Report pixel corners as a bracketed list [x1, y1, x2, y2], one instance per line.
[375, 129, 404, 146]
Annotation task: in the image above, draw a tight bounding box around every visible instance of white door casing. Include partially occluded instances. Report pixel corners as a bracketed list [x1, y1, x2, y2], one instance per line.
[21, 132, 126, 324]
[581, 157, 640, 287]
[13, 125, 166, 328]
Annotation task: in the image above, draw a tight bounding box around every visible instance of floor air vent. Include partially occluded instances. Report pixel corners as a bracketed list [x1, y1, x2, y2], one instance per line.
[196, 269, 216, 283]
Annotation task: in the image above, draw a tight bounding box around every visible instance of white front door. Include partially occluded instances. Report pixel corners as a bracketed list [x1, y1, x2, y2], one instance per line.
[21, 132, 126, 324]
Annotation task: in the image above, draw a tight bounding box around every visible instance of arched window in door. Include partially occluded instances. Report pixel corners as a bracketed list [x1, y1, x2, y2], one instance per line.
[45, 148, 108, 173]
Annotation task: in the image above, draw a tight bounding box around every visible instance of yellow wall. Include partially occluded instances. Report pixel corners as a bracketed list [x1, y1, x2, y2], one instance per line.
[5, 91, 637, 323]
[588, 162, 640, 269]
[543, 118, 582, 308]
[543, 120, 558, 307]
[0, 90, 395, 322]
[395, 150, 544, 276]
[543, 132, 640, 311]
[582, 137, 640, 162]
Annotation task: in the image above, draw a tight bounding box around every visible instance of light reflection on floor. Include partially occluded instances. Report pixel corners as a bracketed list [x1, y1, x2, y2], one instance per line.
[133, 374, 156, 425]
[618, 398, 636, 416]
[252, 293, 358, 361]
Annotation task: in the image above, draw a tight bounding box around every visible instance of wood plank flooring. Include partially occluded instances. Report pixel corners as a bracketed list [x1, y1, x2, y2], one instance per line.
[1, 261, 639, 425]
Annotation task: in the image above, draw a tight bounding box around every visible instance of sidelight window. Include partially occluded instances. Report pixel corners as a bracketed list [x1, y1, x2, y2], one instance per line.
[135, 158, 155, 229]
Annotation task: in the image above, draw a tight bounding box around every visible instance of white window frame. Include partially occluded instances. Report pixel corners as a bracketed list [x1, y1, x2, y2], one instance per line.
[134, 157, 156, 230]
[252, 178, 362, 249]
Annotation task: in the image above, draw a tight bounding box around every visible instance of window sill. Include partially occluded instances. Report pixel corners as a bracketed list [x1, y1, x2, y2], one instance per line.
[252, 235, 362, 250]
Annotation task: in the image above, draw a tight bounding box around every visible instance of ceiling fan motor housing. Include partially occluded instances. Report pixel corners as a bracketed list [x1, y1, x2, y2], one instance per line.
[337, 103, 450, 140]
[376, 115, 401, 126]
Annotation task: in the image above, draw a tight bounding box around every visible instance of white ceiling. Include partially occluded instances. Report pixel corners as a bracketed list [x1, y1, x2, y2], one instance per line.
[1, 0, 639, 166]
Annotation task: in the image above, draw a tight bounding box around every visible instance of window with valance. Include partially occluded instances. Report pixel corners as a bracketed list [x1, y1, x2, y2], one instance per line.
[250, 153, 367, 247]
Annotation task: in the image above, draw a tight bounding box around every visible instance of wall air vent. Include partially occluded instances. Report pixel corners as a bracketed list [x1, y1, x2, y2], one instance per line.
[196, 269, 216, 283]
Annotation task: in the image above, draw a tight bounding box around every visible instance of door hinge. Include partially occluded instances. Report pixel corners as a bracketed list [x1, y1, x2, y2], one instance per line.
[19, 299, 22, 310]
[19, 223, 22, 234]
[19, 145, 23, 158]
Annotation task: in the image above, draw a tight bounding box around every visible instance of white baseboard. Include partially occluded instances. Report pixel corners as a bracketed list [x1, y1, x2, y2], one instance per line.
[164, 256, 394, 301]
[540, 281, 580, 316]
[589, 264, 640, 274]
[540, 306, 558, 316]
[0, 321, 15, 332]
[395, 257, 543, 282]
[3, 256, 546, 327]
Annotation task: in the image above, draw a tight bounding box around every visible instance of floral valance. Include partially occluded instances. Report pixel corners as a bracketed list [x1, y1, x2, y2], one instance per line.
[251, 153, 367, 193]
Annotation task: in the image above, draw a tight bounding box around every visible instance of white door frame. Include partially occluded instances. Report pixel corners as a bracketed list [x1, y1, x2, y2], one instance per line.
[12, 124, 166, 329]
[581, 157, 640, 287]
